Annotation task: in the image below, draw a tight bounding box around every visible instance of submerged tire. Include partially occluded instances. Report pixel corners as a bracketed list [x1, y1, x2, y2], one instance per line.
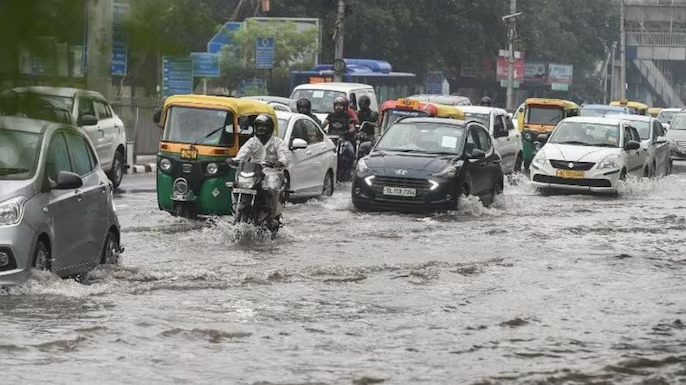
[101, 230, 120, 265]
[323, 171, 334, 196]
[33, 240, 51, 271]
[108, 150, 125, 190]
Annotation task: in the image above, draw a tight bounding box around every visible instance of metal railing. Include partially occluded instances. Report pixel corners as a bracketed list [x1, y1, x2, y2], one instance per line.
[626, 31, 686, 46]
[625, 0, 686, 6]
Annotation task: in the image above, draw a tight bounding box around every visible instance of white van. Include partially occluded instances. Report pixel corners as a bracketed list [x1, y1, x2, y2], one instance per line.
[290, 82, 379, 123]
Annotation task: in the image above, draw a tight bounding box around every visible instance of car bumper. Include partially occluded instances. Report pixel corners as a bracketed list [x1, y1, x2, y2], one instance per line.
[351, 174, 460, 212]
[530, 163, 620, 193]
[671, 149, 686, 160]
[0, 223, 36, 285]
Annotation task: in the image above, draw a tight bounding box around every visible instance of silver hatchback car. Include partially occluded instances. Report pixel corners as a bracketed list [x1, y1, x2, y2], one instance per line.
[0, 117, 122, 285]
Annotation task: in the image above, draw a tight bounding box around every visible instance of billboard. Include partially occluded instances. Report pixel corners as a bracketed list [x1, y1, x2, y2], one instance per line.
[524, 62, 546, 84]
[496, 56, 525, 82]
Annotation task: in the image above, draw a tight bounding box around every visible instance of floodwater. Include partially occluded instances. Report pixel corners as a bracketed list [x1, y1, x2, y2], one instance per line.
[2, 166, 686, 385]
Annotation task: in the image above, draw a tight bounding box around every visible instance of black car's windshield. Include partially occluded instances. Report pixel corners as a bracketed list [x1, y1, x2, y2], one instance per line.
[657, 111, 678, 124]
[0, 128, 42, 180]
[376, 122, 465, 155]
[290, 89, 345, 114]
[380, 109, 431, 132]
[463, 112, 489, 126]
[548, 121, 620, 147]
[526, 106, 564, 125]
[670, 114, 686, 130]
[163, 106, 235, 145]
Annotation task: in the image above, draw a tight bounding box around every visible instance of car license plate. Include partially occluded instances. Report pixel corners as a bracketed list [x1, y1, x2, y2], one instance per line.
[383, 186, 416, 196]
[180, 148, 198, 159]
[556, 169, 584, 179]
[233, 188, 257, 195]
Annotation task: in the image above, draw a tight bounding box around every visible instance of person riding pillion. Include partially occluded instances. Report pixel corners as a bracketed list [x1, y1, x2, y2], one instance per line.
[296, 98, 322, 127]
[322, 96, 357, 160]
[227, 114, 290, 217]
[356, 95, 378, 139]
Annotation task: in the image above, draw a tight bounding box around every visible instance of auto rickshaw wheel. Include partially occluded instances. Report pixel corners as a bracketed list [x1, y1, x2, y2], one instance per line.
[174, 202, 198, 220]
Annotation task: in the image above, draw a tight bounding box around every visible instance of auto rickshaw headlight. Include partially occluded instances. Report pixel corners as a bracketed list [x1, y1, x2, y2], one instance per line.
[160, 158, 172, 171]
[173, 179, 189, 195]
[206, 162, 219, 175]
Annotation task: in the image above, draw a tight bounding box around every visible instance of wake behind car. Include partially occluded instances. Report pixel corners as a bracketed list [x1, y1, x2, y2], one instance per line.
[352, 117, 503, 212]
[611, 114, 671, 176]
[11, 87, 128, 189]
[0, 117, 122, 285]
[531, 117, 647, 193]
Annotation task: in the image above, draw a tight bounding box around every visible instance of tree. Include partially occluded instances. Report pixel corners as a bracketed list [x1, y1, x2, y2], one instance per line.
[218, 19, 319, 96]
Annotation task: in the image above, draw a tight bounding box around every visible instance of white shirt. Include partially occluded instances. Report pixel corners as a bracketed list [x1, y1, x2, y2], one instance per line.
[234, 136, 291, 166]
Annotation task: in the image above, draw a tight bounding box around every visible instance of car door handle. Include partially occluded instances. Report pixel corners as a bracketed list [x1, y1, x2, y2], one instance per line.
[100, 182, 107, 193]
[75, 190, 83, 201]
[321, 144, 327, 149]
[306, 151, 312, 155]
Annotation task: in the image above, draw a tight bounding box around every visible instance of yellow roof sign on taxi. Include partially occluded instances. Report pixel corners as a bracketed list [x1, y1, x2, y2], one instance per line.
[396, 98, 421, 110]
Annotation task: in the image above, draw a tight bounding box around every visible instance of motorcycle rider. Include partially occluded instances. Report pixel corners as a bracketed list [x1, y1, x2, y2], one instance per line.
[356, 95, 378, 140]
[296, 98, 322, 127]
[227, 114, 290, 218]
[322, 96, 356, 167]
[479, 96, 492, 107]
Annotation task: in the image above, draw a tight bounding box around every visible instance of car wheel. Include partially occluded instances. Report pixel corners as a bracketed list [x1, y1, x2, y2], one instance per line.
[620, 168, 627, 181]
[643, 166, 650, 179]
[322, 171, 334, 196]
[667, 160, 673, 175]
[108, 150, 125, 190]
[33, 240, 51, 271]
[101, 230, 120, 265]
[514, 152, 523, 173]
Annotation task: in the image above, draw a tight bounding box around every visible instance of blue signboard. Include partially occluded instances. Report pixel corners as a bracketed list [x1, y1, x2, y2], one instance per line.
[112, 48, 127, 76]
[256, 37, 275, 69]
[162, 56, 193, 98]
[208, 22, 243, 54]
[425, 71, 444, 95]
[191, 53, 220, 78]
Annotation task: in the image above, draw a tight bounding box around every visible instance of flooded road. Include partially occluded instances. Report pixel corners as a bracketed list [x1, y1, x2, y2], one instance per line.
[2, 165, 686, 385]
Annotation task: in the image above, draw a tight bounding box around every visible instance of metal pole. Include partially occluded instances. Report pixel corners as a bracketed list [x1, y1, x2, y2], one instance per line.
[506, 0, 517, 110]
[610, 42, 617, 102]
[603, 50, 609, 105]
[85, 0, 113, 97]
[334, 0, 345, 82]
[620, 0, 626, 100]
[202, 78, 207, 95]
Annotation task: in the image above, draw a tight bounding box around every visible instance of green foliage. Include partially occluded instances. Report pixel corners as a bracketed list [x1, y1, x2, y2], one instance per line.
[218, 19, 319, 95]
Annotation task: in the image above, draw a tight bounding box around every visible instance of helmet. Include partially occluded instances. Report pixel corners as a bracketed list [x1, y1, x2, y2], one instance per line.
[296, 98, 311, 112]
[333, 96, 347, 112]
[253, 113, 275, 138]
[479, 96, 492, 107]
[358, 95, 371, 109]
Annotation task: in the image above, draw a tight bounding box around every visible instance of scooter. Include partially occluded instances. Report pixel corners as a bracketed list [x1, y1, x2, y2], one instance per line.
[227, 160, 287, 239]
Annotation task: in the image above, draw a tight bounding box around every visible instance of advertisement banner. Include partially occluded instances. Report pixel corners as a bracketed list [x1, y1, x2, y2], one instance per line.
[547, 64, 573, 85]
[524, 62, 546, 84]
[496, 56, 524, 82]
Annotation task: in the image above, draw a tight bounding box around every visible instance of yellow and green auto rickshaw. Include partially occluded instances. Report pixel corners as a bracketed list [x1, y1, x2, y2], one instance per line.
[648, 107, 662, 118]
[610, 99, 648, 115]
[152, 95, 278, 219]
[517, 98, 579, 169]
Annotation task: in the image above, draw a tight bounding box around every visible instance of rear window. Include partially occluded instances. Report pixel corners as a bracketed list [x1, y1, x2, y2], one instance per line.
[289, 89, 345, 114]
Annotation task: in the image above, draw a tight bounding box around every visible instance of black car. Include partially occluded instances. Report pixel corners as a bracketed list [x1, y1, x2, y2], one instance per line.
[351, 117, 503, 212]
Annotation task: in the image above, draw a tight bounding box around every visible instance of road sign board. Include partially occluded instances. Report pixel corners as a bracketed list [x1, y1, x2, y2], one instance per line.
[207, 22, 243, 54]
[162, 56, 193, 98]
[113, 3, 129, 49]
[112, 48, 127, 76]
[255, 37, 275, 69]
[191, 53, 220, 78]
[425, 71, 444, 94]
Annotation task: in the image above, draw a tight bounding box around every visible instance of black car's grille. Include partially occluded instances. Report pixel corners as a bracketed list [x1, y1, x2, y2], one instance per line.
[371, 176, 431, 201]
[533, 174, 611, 188]
[549, 160, 596, 171]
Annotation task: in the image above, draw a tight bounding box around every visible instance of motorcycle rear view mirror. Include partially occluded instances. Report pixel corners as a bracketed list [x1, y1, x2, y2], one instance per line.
[291, 138, 308, 150]
[359, 141, 373, 156]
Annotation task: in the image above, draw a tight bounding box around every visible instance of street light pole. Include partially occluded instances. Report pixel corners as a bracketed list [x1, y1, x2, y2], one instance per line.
[334, 0, 345, 82]
[620, 0, 626, 100]
[505, 0, 518, 110]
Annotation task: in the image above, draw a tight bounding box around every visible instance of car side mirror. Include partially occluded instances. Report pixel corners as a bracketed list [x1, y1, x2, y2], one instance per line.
[153, 109, 162, 127]
[469, 148, 486, 159]
[624, 140, 641, 151]
[77, 114, 98, 126]
[50, 171, 83, 190]
[291, 138, 308, 150]
[494, 128, 508, 138]
[536, 133, 548, 142]
[657, 136, 669, 144]
[359, 141, 373, 157]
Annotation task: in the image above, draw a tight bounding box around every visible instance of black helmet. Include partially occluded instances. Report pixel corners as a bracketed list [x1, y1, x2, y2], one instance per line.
[479, 96, 492, 107]
[358, 95, 371, 109]
[253, 113, 275, 137]
[296, 98, 311, 112]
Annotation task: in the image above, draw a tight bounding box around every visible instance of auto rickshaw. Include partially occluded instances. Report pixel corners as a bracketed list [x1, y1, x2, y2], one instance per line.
[517, 98, 579, 169]
[648, 107, 663, 118]
[610, 99, 648, 115]
[377, 98, 465, 134]
[152, 95, 278, 219]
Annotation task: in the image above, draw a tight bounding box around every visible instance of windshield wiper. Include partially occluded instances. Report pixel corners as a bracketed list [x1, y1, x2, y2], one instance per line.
[556, 140, 589, 145]
[385, 148, 420, 152]
[0, 167, 29, 176]
[425, 151, 459, 156]
[590, 143, 619, 147]
[190, 125, 226, 147]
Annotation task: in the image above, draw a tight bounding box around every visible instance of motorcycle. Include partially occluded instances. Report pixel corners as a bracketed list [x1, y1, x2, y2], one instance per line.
[327, 133, 356, 183]
[355, 121, 377, 161]
[227, 160, 288, 239]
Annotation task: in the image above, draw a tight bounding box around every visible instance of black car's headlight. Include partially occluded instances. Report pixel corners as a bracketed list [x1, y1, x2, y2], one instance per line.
[357, 158, 369, 173]
[433, 160, 463, 178]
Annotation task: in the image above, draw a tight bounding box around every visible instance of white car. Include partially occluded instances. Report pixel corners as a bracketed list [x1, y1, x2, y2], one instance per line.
[11, 87, 127, 189]
[656, 108, 682, 130]
[611, 114, 672, 176]
[531, 117, 647, 193]
[276, 111, 337, 198]
[461, 106, 523, 173]
[290, 82, 379, 123]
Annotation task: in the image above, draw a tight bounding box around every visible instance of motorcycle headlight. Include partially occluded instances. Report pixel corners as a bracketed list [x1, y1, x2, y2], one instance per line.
[237, 175, 256, 188]
[434, 161, 463, 178]
[159, 158, 172, 171]
[357, 158, 369, 173]
[598, 154, 620, 170]
[206, 162, 218, 175]
[532, 150, 547, 168]
[0, 196, 27, 226]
